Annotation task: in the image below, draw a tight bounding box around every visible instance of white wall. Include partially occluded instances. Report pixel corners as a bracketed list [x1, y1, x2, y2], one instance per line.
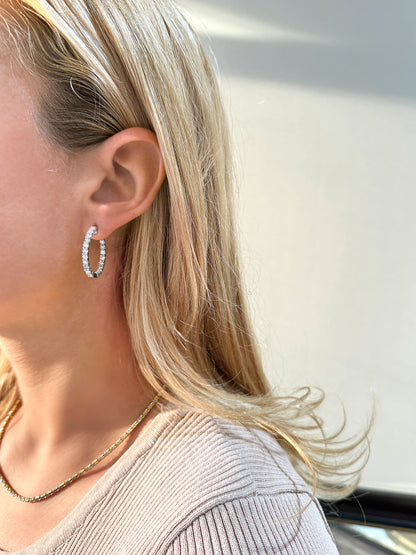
[180, 0, 416, 492]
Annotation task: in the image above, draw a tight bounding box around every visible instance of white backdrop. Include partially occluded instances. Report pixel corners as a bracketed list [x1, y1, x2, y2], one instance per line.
[180, 0, 416, 492]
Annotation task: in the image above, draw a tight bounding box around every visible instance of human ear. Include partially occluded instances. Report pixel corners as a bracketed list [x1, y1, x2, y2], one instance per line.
[82, 127, 166, 239]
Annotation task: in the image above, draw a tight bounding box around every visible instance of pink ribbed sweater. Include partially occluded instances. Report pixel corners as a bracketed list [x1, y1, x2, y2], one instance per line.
[1, 403, 338, 554]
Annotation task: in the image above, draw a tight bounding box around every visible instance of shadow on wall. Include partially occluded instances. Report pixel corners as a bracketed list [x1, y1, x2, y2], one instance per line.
[193, 0, 416, 102]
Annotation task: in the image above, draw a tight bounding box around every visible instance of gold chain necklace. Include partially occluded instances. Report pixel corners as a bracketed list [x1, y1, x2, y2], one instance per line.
[0, 393, 160, 503]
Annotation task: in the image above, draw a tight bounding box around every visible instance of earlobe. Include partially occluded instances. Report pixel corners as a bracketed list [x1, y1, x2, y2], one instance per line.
[85, 128, 166, 239]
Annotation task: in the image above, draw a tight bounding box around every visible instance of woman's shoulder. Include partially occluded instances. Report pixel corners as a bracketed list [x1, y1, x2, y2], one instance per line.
[153, 401, 308, 497]
[141, 401, 338, 553]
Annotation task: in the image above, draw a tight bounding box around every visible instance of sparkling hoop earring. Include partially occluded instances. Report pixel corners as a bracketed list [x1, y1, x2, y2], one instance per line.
[82, 225, 106, 278]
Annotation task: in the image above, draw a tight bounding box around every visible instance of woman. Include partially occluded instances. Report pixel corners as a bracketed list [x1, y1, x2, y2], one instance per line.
[0, 0, 367, 552]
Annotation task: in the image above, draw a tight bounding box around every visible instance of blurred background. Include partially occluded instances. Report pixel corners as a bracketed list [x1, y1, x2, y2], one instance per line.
[179, 0, 416, 493]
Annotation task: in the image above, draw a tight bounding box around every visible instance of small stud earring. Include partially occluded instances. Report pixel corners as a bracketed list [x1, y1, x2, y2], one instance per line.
[82, 225, 106, 278]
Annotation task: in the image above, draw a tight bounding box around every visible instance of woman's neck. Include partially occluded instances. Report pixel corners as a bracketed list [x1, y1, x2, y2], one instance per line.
[0, 273, 153, 466]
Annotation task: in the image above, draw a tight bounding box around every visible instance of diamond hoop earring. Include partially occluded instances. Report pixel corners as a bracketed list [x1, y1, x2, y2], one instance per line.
[82, 225, 106, 278]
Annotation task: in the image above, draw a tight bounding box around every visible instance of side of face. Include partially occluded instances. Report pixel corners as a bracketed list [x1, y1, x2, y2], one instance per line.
[0, 55, 167, 330]
[0, 60, 85, 326]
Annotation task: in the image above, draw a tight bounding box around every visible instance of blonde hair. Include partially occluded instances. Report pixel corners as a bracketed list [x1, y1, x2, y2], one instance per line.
[0, 0, 369, 500]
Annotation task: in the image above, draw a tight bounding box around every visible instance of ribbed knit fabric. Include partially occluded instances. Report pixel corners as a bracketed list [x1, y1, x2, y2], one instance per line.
[1, 403, 338, 554]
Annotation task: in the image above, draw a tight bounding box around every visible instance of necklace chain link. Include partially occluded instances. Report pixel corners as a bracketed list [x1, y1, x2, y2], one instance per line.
[0, 393, 160, 503]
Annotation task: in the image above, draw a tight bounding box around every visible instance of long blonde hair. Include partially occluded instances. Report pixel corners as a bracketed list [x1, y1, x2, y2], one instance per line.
[0, 0, 369, 500]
